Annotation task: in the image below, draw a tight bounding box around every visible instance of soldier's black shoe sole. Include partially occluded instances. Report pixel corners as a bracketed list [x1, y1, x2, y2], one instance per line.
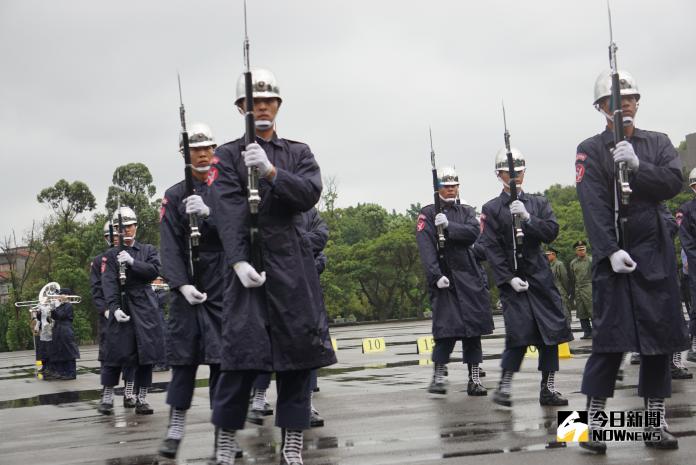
[671, 367, 693, 380]
[310, 413, 325, 428]
[645, 427, 679, 449]
[135, 402, 154, 415]
[123, 397, 136, 408]
[97, 403, 114, 415]
[579, 440, 607, 454]
[539, 390, 569, 406]
[427, 382, 446, 395]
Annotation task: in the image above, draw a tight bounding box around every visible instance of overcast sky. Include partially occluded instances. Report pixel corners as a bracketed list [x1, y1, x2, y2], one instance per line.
[1, 0, 695, 242]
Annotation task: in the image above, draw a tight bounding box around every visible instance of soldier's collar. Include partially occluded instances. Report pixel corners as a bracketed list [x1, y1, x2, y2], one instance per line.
[601, 127, 646, 147]
[257, 132, 283, 148]
[499, 190, 526, 201]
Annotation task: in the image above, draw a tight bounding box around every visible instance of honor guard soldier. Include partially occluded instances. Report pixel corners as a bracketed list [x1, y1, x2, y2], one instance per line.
[248, 207, 329, 428]
[569, 240, 593, 339]
[45, 288, 80, 379]
[209, 68, 337, 465]
[416, 166, 493, 396]
[480, 148, 573, 408]
[99, 207, 164, 415]
[157, 123, 230, 459]
[545, 246, 572, 325]
[678, 174, 696, 365]
[90, 222, 136, 406]
[576, 70, 689, 453]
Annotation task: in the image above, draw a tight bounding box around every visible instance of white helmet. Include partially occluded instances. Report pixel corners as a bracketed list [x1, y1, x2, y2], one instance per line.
[112, 207, 137, 226]
[495, 147, 526, 172]
[689, 167, 696, 187]
[185, 122, 216, 149]
[235, 68, 282, 106]
[593, 69, 640, 105]
[437, 166, 459, 186]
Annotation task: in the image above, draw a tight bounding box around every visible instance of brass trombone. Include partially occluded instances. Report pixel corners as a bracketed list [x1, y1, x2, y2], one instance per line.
[14, 282, 82, 308]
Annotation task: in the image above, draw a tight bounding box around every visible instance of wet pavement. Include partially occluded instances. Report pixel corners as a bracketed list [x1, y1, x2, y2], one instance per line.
[1, 317, 695, 465]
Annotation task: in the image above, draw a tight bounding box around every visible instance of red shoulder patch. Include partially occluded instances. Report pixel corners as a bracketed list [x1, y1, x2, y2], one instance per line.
[576, 152, 587, 162]
[211, 155, 220, 165]
[207, 166, 219, 186]
[416, 214, 426, 232]
[159, 197, 168, 222]
[100, 256, 107, 273]
[479, 212, 486, 233]
[575, 164, 586, 183]
[676, 211, 684, 226]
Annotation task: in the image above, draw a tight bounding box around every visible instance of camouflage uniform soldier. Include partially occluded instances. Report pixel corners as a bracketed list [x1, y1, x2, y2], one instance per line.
[545, 246, 571, 324]
[570, 240, 593, 339]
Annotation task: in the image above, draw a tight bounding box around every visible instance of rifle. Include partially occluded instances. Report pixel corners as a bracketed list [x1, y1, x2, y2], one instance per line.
[177, 74, 202, 289]
[242, 0, 263, 272]
[607, 1, 630, 248]
[116, 173, 129, 315]
[429, 127, 448, 277]
[502, 102, 525, 278]
[108, 222, 114, 248]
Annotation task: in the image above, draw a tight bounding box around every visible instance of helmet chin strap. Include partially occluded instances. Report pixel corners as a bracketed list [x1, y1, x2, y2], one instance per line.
[439, 194, 456, 204]
[192, 165, 211, 173]
[595, 105, 635, 127]
[496, 173, 523, 190]
[255, 120, 273, 131]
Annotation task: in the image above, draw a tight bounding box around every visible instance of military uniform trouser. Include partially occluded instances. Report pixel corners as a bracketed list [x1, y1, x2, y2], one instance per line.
[102, 364, 152, 388]
[501, 344, 559, 373]
[166, 364, 220, 410]
[581, 352, 671, 398]
[432, 337, 483, 365]
[575, 288, 593, 320]
[253, 370, 318, 392]
[48, 360, 76, 377]
[212, 369, 312, 430]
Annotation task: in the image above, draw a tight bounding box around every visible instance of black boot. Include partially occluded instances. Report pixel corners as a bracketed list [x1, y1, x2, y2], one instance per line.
[467, 363, 487, 396]
[427, 363, 447, 394]
[580, 319, 592, 339]
[644, 427, 679, 449]
[671, 365, 693, 379]
[247, 408, 265, 425]
[310, 406, 325, 427]
[492, 370, 513, 407]
[97, 402, 114, 415]
[539, 371, 568, 406]
[123, 396, 136, 408]
[158, 438, 181, 459]
[136, 400, 154, 415]
[579, 430, 607, 454]
[630, 352, 641, 365]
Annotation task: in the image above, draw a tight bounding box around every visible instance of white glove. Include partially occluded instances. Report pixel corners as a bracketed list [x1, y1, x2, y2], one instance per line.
[436, 276, 450, 289]
[509, 200, 530, 222]
[613, 140, 639, 170]
[103, 310, 110, 319]
[242, 143, 273, 177]
[179, 284, 207, 305]
[183, 195, 210, 218]
[508, 277, 529, 292]
[609, 249, 637, 273]
[434, 213, 449, 229]
[233, 261, 267, 288]
[114, 308, 131, 323]
[117, 251, 134, 266]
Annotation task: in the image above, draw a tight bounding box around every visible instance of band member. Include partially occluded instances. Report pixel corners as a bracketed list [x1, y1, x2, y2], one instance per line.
[569, 240, 593, 339]
[209, 68, 337, 465]
[679, 174, 696, 366]
[480, 148, 572, 408]
[157, 123, 229, 459]
[45, 288, 80, 380]
[545, 246, 572, 325]
[99, 207, 164, 416]
[416, 166, 493, 396]
[248, 207, 329, 428]
[90, 222, 136, 406]
[576, 70, 688, 452]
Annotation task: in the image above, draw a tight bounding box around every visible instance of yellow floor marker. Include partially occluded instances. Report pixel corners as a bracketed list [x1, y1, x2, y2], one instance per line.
[416, 336, 435, 354]
[558, 342, 572, 359]
[331, 337, 338, 351]
[524, 345, 539, 358]
[362, 337, 386, 354]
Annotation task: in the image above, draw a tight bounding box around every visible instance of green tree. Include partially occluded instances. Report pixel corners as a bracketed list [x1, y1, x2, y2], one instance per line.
[105, 164, 161, 247]
[37, 179, 96, 234]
